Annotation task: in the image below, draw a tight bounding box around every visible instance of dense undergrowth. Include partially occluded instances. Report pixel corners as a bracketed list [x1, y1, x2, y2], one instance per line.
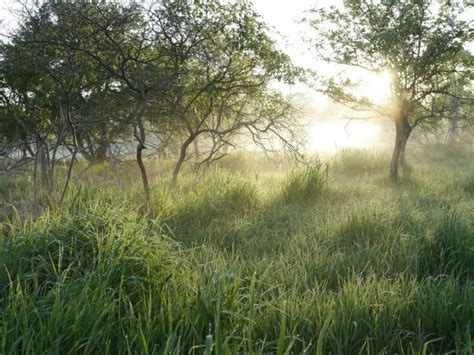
[0, 144, 473, 354]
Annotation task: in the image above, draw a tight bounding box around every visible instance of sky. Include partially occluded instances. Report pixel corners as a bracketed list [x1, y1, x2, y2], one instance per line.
[252, 0, 329, 69]
[252, 0, 342, 100]
[0, 1, 20, 28]
[252, 0, 348, 64]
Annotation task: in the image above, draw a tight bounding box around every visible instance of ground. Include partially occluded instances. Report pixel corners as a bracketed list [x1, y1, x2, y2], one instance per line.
[0, 144, 473, 354]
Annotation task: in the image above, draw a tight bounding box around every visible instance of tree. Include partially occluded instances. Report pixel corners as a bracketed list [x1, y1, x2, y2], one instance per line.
[161, 0, 302, 188]
[65, 1, 164, 201]
[304, 0, 473, 179]
[0, 16, 67, 199]
[3, 1, 179, 201]
[0, 1, 127, 204]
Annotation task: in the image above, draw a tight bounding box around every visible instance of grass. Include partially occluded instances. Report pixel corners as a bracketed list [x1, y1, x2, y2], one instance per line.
[0, 145, 473, 354]
[280, 160, 328, 204]
[332, 148, 390, 175]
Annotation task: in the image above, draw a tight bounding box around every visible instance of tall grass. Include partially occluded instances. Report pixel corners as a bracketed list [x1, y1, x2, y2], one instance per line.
[332, 148, 390, 175]
[280, 160, 328, 204]
[0, 145, 473, 353]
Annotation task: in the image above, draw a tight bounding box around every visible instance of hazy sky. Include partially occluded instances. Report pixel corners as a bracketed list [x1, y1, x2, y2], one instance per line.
[252, 0, 343, 69]
[0, 1, 21, 27]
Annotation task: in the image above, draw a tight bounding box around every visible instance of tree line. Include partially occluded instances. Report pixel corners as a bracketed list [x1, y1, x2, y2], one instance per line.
[0, 0, 302, 203]
[0, 0, 472, 205]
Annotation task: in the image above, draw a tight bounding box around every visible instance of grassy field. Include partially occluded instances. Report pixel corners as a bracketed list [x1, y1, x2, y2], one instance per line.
[0, 144, 473, 354]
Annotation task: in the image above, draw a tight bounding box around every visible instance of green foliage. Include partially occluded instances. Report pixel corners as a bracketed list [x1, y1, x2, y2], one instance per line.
[305, 0, 472, 120]
[1, 0, 301, 199]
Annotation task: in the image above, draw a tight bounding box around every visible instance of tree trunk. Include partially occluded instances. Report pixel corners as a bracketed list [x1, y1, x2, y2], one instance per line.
[447, 95, 460, 145]
[96, 141, 109, 163]
[37, 140, 50, 191]
[32, 151, 39, 208]
[172, 144, 188, 190]
[447, 119, 459, 145]
[398, 131, 410, 168]
[59, 105, 79, 206]
[193, 138, 199, 162]
[136, 141, 150, 201]
[390, 118, 411, 180]
[59, 149, 77, 206]
[48, 151, 56, 194]
[132, 98, 150, 203]
[172, 136, 195, 190]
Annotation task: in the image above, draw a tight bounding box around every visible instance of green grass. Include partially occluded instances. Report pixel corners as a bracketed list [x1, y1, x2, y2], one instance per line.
[0, 145, 473, 354]
[332, 148, 390, 175]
